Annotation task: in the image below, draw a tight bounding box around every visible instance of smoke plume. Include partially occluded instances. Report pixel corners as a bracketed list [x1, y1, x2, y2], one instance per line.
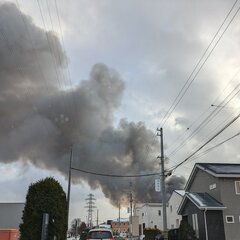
[0, 2, 185, 206]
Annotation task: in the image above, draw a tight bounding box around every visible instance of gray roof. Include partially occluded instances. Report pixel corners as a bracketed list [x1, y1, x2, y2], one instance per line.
[186, 192, 225, 209]
[178, 192, 225, 214]
[197, 163, 240, 175]
[175, 190, 185, 196]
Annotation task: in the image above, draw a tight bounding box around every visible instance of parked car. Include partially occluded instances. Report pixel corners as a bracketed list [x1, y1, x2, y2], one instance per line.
[80, 228, 90, 240]
[87, 228, 114, 240]
[119, 232, 127, 238]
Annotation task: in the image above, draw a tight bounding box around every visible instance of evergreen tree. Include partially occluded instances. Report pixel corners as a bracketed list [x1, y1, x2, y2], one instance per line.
[179, 220, 197, 240]
[19, 177, 67, 240]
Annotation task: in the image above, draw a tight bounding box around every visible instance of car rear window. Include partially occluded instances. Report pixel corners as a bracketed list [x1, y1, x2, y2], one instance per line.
[88, 231, 113, 239]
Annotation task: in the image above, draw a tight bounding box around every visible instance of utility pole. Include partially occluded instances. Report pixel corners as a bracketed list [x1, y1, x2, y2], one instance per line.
[118, 203, 121, 234]
[157, 128, 167, 232]
[97, 209, 99, 226]
[129, 182, 133, 240]
[67, 148, 73, 227]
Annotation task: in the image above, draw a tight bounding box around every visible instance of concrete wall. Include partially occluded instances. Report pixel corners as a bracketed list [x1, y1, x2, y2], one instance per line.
[131, 216, 139, 236]
[0, 203, 24, 229]
[167, 192, 183, 229]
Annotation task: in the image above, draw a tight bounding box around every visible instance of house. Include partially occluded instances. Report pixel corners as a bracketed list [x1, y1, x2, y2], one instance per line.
[167, 190, 185, 229]
[135, 203, 163, 235]
[178, 163, 240, 240]
[111, 218, 129, 235]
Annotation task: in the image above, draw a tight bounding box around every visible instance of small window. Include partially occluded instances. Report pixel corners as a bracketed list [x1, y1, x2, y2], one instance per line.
[170, 205, 173, 212]
[209, 183, 216, 190]
[176, 219, 180, 228]
[226, 216, 234, 223]
[235, 181, 240, 195]
[158, 210, 161, 216]
[142, 213, 144, 217]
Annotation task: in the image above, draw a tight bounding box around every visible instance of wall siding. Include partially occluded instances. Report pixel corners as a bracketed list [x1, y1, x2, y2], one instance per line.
[219, 178, 240, 240]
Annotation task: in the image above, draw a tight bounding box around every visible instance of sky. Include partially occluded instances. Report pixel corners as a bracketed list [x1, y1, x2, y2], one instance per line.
[1, 0, 240, 225]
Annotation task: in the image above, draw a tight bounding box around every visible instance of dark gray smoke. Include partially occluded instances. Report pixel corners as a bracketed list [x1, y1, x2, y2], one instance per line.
[0, 2, 185, 206]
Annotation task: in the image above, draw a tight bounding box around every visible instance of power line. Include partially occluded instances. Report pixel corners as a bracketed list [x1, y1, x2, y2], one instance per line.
[187, 130, 240, 162]
[167, 111, 240, 172]
[159, 0, 240, 128]
[71, 167, 162, 178]
[166, 64, 240, 156]
[167, 76, 240, 159]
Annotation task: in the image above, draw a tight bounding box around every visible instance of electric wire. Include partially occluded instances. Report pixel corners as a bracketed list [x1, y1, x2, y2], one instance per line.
[159, 0, 240, 128]
[167, 77, 240, 159]
[71, 167, 162, 178]
[166, 65, 240, 156]
[166, 111, 240, 172]
[187, 130, 240, 162]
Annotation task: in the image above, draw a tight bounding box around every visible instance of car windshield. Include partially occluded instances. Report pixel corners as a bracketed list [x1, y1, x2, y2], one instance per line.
[88, 231, 112, 239]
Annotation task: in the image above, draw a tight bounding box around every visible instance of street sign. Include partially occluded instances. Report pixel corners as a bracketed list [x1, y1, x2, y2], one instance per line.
[41, 213, 49, 240]
[155, 179, 161, 192]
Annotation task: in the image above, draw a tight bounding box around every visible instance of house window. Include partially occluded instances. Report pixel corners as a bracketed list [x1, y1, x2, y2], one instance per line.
[142, 213, 144, 217]
[170, 205, 173, 212]
[209, 183, 216, 190]
[158, 210, 161, 216]
[235, 181, 240, 194]
[143, 223, 145, 229]
[154, 225, 157, 229]
[176, 219, 180, 228]
[192, 214, 199, 238]
[226, 216, 234, 223]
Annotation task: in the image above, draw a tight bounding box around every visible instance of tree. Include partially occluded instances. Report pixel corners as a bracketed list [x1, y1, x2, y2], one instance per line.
[79, 222, 87, 233]
[179, 220, 197, 240]
[19, 177, 68, 240]
[143, 228, 161, 240]
[69, 218, 86, 236]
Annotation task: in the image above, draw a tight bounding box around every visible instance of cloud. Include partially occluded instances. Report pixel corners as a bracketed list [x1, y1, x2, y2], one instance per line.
[0, 2, 185, 207]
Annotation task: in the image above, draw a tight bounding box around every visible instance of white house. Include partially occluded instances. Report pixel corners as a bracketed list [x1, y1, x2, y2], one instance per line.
[135, 203, 163, 234]
[167, 190, 185, 229]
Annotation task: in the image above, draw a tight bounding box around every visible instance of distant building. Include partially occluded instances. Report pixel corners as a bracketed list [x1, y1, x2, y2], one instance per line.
[0, 202, 24, 229]
[167, 190, 185, 229]
[111, 218, 129, 235]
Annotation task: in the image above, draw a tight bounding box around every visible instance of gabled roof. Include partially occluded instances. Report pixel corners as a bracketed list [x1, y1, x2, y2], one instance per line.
[175, 190, 185, 197]
[185, 163, 240, 191]
[178, 192, 225, 214]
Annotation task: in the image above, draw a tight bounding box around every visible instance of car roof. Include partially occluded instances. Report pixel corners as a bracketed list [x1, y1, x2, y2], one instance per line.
[89, 228, 112, 232]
